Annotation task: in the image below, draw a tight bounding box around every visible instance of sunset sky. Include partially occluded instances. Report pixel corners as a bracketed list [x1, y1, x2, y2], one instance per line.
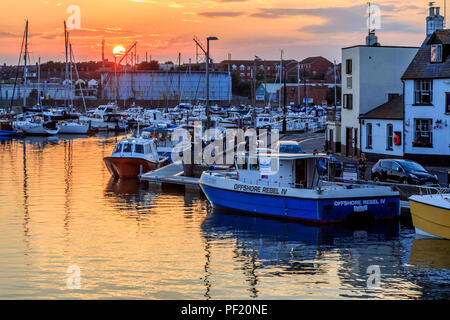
[0, 0, 441, 65]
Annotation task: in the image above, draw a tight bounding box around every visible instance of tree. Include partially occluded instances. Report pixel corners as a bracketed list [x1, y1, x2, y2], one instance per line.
[137, 60, 159, 71]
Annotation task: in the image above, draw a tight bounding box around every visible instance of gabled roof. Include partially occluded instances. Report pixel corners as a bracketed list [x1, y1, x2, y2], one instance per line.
[359, 95, 404, 120]
[427, 29, 450, 45]
[402, 29, 450, 80]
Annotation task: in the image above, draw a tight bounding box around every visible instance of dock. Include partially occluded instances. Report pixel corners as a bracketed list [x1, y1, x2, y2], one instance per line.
[139, 161, 200, 189]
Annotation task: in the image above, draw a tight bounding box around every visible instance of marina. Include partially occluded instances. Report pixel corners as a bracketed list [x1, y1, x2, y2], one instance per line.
[0, 1, 449, 303]
[0, 134, 449, 299]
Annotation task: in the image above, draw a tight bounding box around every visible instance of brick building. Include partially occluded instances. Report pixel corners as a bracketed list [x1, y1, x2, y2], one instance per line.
[220, 59, 299, 81]
[276, 81, 341, 106]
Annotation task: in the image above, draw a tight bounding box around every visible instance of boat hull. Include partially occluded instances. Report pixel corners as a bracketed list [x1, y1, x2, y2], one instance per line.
[104, 157, 165, 179]
[59, 123, 89, 134]
[201, 184, 400, 224]
[409, 198, 450, 239]
[0, 130, 23, 137]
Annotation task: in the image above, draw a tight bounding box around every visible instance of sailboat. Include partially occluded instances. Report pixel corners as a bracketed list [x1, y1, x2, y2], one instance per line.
[12, 20, 60, 136]
[57, 21, 89, 134]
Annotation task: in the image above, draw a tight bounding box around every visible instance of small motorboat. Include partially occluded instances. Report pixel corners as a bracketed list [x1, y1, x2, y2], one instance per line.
[409, 193, 450, 239]
[104, 137, 169, 179]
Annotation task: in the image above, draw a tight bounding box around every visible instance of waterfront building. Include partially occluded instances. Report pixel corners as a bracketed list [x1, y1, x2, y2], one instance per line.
[326, 31, 418, 156]
[402, 28, 450, 164]
[359, 95, 405, 158]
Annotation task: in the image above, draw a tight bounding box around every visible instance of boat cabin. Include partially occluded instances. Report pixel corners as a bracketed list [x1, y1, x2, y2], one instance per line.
[256, 115, 280, 129]
[235, 152, 332, 189]
[111, 138, 159, 160]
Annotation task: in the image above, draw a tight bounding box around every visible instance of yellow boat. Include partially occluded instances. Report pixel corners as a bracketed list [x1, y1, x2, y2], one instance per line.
[409, 193, 450, 239]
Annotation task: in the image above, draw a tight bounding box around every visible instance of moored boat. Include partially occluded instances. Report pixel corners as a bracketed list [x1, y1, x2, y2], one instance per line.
[200, 152, 400, 224]
[0, 120, 23, 137]
[409, 193, 450, 239]
[104, 137, 169, 179]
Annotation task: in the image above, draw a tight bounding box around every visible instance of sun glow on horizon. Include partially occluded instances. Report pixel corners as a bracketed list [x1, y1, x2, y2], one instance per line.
[113, 45, 126, 56]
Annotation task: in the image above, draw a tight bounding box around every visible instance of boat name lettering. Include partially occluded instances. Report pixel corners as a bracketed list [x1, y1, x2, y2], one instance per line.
[334, 199, 383, 206]
[233, 184, 287, 195]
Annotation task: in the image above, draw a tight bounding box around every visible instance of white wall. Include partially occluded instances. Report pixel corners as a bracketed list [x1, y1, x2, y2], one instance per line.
[340, 46, 418, 150]
[404, 78, 450, 156]
[361, 119, 404, 156]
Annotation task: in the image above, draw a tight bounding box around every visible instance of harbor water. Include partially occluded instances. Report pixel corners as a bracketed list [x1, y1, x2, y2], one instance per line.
[0, 135, 449, 299]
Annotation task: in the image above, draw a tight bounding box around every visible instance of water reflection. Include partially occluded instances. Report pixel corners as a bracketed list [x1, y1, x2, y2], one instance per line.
[410, 239, 450, 269]
[104, 178, 154, 212]
[0, 135, 449, 299]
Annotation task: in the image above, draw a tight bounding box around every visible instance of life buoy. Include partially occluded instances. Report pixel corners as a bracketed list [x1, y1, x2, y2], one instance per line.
[394, 134, 401, 146]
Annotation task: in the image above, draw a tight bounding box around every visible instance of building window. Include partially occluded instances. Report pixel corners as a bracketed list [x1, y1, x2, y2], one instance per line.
[366, 123, 372, 149]
[240, 65, 245, 71]
[414, 79, 433, 105]
[346, 59, 352, 75]
[413, 119, 433, 148]
[347, 76, 352, 89]
[343, 94, 353, 109]
[386, 124, 393, 150]
[430, 44, 442, 63]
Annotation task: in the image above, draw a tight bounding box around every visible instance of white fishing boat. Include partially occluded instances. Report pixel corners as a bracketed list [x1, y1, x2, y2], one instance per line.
[200, 151, 400, 223]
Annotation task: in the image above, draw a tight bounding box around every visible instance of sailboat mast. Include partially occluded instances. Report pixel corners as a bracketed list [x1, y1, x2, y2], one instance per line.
[23, 20, 29, 107]
[70, 43, 74, 112]
[64, 21, 69, 110]
[37, 57, 41, 106]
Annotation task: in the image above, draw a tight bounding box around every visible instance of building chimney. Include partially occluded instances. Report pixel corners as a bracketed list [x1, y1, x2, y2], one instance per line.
[427, 3, 444, 35]
[366, 31, 380, 46]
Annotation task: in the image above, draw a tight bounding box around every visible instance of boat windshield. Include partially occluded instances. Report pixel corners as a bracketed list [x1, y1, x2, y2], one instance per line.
[135, 144, 144, 154]
[123, 144, 133, 153]
[401, 161, 427, 172]
[113, 144, 122, 153]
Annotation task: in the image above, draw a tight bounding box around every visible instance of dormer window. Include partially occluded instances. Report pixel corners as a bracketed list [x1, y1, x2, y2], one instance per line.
[430, 44, 442, 62]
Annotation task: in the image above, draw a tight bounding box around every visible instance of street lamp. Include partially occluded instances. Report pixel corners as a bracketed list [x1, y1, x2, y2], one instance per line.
[113, 46, 126, 103]
[253, 56, 262, 130]
[206, 36, 218, 128]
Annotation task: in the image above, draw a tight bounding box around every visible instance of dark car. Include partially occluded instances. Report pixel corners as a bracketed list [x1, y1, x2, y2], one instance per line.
[371, 159, 438, 185]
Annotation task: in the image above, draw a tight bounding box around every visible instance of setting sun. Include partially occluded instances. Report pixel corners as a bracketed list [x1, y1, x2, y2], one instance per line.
[113, 45, 126, 56]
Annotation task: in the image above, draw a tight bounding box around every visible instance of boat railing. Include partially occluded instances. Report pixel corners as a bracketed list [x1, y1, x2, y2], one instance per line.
[331, 177, 449, 200]
[417, 186, 450, 197]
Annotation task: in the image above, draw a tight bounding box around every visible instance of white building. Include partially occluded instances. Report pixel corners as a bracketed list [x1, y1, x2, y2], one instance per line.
[328, 35, 418, 157]
[359, 95, 404, 158]
[402, 28, 450, 164]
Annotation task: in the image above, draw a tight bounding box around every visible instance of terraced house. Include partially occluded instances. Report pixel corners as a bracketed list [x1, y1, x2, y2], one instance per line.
[402, 28, 450, 164]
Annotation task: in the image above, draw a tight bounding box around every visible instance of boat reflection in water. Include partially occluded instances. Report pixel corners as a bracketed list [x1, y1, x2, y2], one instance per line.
[201, 209, 411, 299]
[105, 177, 155, 212]
[409, 239, 450, 270]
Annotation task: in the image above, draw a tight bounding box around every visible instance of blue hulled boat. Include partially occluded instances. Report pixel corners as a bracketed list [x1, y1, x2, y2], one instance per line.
[199, 152, 400, 224]
[0, 121, 23, 137]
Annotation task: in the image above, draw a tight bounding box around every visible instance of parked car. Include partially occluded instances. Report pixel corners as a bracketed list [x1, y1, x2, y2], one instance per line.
[371, 159, 438, 185]
[276, 141, 303, 154]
